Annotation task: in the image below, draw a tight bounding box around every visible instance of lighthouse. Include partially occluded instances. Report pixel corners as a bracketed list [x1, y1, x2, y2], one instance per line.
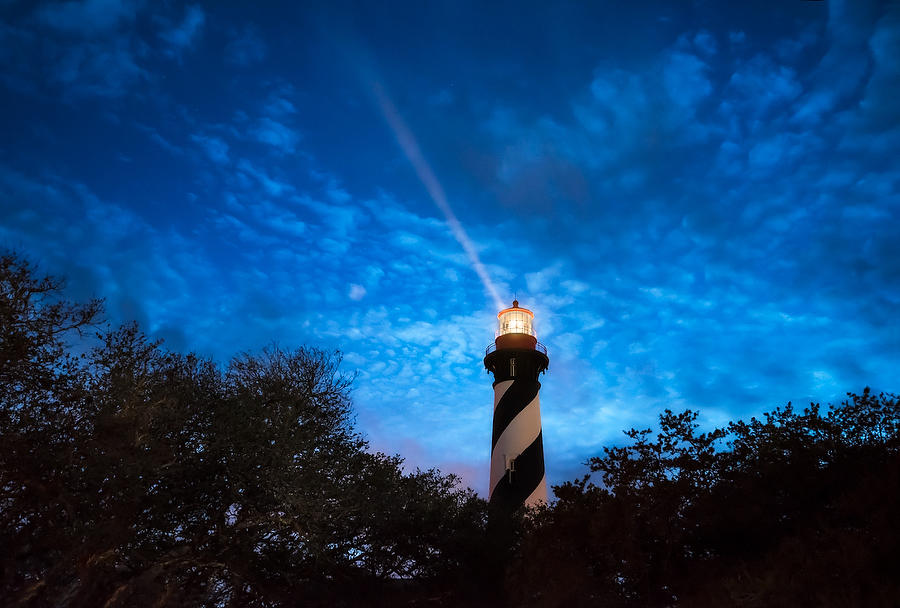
[484, 300, 549, 514]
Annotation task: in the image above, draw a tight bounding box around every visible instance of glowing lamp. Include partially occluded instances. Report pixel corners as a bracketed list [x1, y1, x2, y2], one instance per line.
[495, 300, 537, 350]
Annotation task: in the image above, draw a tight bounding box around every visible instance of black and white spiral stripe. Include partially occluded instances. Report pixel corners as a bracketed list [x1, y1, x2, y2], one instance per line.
[489, 370, 548, 512]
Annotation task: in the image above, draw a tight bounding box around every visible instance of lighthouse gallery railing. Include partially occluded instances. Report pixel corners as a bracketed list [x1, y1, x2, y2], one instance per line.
[485, 341, 548, 357]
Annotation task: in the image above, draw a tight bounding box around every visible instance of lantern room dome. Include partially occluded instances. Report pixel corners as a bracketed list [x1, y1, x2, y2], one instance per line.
[494, 300, 539, 351]
[497, 303, 535, 337]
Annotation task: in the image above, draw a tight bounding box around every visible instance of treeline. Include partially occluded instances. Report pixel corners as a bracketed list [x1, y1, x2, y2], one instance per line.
[2, 252, 898, 607]
[0, 254, 488, 607]
[513, 396, 900, 606]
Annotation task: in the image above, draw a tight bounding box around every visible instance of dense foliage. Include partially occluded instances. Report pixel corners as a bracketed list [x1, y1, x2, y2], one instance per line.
[507, 396, 900, 607]
[0, 254, 487, 607]
[2, 252, 898, 606]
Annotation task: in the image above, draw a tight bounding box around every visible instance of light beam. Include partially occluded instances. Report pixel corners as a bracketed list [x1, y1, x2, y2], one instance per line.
[372, 82, 505, 311]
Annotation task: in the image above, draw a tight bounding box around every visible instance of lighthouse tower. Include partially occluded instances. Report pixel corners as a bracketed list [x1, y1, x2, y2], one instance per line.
[484, 300, 549, 513]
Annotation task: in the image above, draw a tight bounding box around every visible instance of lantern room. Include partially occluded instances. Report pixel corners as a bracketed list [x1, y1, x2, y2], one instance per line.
[497, 300, 534, 336]
[495, 300, 538, 350]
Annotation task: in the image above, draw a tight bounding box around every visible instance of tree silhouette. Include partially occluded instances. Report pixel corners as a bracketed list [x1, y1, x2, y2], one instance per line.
[507, 395, 900, 607]
[0, 253, 487, 607]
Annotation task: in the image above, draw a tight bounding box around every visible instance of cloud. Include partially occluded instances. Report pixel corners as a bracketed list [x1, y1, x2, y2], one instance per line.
[349, 284, 366, 300]
[726, 54, 802, 117]
[159, 5, 205, 55]
[9, 0, 155, 99]
[191, 133, 229, 164]
[265, 95, 297, 117]
[791, 0, 877, 125]
[236, 159, 293, 197]
[0, 163, 220, 342]
[138, 125, 185, 155]
[662, 50, 712, 112]
[692, 30, 717, 56]
[855, 10, 900, 129]
[482, 38, 721, 212]
[251, 117, 300, 153]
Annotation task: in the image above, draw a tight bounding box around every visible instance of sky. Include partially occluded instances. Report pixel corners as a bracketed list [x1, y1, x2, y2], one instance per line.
[1, 0, 898, 496]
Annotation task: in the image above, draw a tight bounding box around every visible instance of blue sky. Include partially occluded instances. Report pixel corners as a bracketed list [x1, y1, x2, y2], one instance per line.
[2, 0, 898, 495]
